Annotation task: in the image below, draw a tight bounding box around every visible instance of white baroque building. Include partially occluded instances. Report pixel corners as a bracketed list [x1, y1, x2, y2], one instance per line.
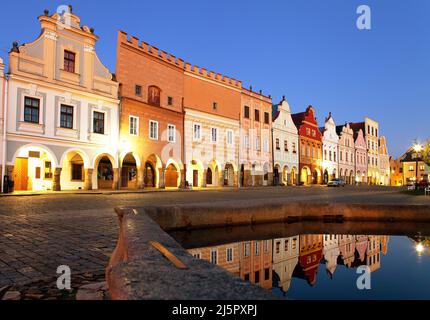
[272, 236, 299, 293]
[336, 123, 356, 184]
[4, 8, 119, 192]
[272, 98, 299, 185]
[320, 113, 339, 184]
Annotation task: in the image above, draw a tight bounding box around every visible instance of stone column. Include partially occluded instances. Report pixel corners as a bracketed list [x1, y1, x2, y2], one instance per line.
[219, 170, 225, 187]
[5, 166, 14, 192]
[53, 168, 62, 192]
[202, 170, 207, 188]
[137, 167, 145, 189]
[113, 168, 120, 190]
[180, 169, 186, 188]
[158, 168, 166, 189]
[233, 171, 239, 188]
[268, 173, 274, 186]
[84, 169, 93, 191]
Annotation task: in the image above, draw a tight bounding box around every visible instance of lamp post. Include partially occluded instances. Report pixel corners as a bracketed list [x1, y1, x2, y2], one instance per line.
[413, 143, 423, 190]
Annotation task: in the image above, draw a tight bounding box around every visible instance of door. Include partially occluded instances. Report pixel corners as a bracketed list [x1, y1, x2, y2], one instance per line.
[165, 165, 179, 188]
[193, 170, 199, 187]
[121, 167, 129, 188]
[13, 158, 29, 191]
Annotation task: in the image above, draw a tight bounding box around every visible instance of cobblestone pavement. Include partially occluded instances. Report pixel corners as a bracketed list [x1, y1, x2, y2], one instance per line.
[0, 186, 428, 287]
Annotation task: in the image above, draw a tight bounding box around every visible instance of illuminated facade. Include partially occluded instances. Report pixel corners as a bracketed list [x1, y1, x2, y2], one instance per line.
[116, 31, 184, 189]
[336, 123, 355, 184]
[0, 57, 5, 190]
[399, 147, 430, 185]
[239, 240, 273, 289]
[323, 234, 339, 278]
[293, 234, 323, 286]
[272, 236, 299, 293]
[379, 136, 390, 186]
[389, 156, 403, 186]
[240, 89, 273, 187]
[320, 113, 339, 184]
[272, 98, 299, 186]
[354, 128, 368, 184]
[5, 8, 119, 192]
[292, 106, 323, 185]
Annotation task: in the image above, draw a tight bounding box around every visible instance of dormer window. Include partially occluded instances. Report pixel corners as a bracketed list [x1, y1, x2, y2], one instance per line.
[64, 50, 76, 73]
[148, 86, 161, 106]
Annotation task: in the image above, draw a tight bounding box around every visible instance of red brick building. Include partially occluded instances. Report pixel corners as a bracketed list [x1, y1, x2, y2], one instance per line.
[292, 106, 323, 185]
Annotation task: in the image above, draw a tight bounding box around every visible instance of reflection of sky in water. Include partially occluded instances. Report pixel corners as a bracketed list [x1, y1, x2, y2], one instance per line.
[282, 237, 430, 300]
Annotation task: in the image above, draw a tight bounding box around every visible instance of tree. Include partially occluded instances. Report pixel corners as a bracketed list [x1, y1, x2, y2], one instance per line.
[423, 140, 430, 165]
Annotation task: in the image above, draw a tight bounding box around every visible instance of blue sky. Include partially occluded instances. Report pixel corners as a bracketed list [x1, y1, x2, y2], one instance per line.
[1, 0, 429, 157]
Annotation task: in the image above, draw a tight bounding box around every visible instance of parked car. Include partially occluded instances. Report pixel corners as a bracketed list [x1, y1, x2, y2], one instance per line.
[327, 179, 346, 187]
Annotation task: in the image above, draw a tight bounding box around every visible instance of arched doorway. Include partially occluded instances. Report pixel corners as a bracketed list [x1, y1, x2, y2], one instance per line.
[144, 162, 156, 188]
[283, 166, 289, 186]
[323, 170, 329, 184]
[97, 156, 114, 190]
[206, 168, 213, 185]
[313, 170, 319, 185]
[240, 164, 245, 187]
[301, 167, 311, 185]
[274, 164, 281, 186]
[12, 145, 57, 192]
[340, 169, 344, 182]
[165, 164, 179, 188]
[121, 153, 138, 189]
[251, 163, 257, 186]
[61, 151, 86, 190]
[224, 163, 235, 187]
[332, 169, 337, 181]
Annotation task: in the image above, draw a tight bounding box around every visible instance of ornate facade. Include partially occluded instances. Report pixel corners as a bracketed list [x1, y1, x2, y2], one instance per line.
[320, 113, 339, 184]
[336, 123, 355, 184]
[272, 98, 299, 186]
[354, 128, 368, 184]
[379, 136, 390, 186]
[272, 236, 299, 293]
[292, 106, 323, 185]
[5, 8, 119, 192]
[116, 31, 184, 189]
[0, 57, 5, 190]
[240, 89, 273, 187]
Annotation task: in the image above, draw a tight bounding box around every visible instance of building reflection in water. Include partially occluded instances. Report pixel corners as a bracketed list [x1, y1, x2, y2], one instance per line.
[187, 234, 391, 293]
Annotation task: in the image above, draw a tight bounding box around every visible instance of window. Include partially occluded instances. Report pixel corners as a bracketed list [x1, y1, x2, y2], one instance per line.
[210, 250, 218, 265]
[420, 165, 425, 171]
[255, 110, 260, 122]
[148, 86, 161, 106]
[255, 242, 260, 256]
[226, 248, 233, 263]
[24, 97, 40, 124]
[135, 85, 142, 96]
[213, 102, 218, 110]
[193, 253, 201, 259]
[129, 116, 139, 136]
[244, 106, 250, 119]
[72, 163, 83, 181]
[255, 137, 261, 151]
[292, 143, 297, 154]
[264, 139, 269, 153]
[244, 242, 251, 257]
[292, 238, 297, 250]
[264, 240, 270, 253]
[264, 112, 270, 124]
[35, 167, 41, 179]
[211, 128, 218, 143]
[60, 105, 74, 129]
[409, 165, 414, 172]
[44, 162, 53, 180]
[285, 240, 289, 252]
[255, 271, 260, 284]
[276, 139, 280, 150]
[244, 274, 250, 282]
[93, 111, 105, 134]
[227, 130, 233, 145]
[284, 140, 289, 152]
[168, 124, 176, 143]
[167, 96, 173, 106]
[334, 152, 336, 162]
[306, 128, 311, 136]
[276, 241, 280, 254]
[193, 124, 201, 141]
[244, 135, 250, 149]
[149, 121, 159, 140]
[64, 50, 76, 73]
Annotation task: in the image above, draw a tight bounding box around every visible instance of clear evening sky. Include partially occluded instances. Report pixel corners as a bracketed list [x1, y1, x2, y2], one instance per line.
[0, 0, 429, 158]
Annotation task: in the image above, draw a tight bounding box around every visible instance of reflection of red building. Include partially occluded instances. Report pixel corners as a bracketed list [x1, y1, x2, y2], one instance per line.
[239, 240, 273, 289]
[292, 106, 323, 185]
[293, 235, 323, 286]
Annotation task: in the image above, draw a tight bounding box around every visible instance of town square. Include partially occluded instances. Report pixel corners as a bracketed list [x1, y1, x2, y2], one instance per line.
[0, 0, 429, 309]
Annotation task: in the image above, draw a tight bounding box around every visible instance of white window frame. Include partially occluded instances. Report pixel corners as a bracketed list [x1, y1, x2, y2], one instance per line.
[129, 115, 139, 136]
[264, 139, 269, 153]
[227, 129, 234, 145]
[168, 124, 176, 143]
[210, 249, 218, 265]
[226, 247, 234, 263]
[255, 136, 261, 151]
[211, 127, 218, 144]
[193, 123, 202, 141]
[244, 242, 251, 257]
[149, 120, 159, 140]
[244, 135, 250, 149]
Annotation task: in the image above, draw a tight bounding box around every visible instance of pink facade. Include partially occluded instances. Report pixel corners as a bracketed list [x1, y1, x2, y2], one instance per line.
[354, 129, 368, 184]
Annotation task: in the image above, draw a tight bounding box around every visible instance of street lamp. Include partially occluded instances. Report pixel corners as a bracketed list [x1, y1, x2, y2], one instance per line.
[413, 143, 423, 189]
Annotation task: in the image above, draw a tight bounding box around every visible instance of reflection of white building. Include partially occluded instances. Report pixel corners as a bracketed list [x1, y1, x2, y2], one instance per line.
[272, 236, 299, 293]
[367, 235, 381, 273]
[323, 234, 339, 278]
[272, 98, 299, 186]
[338, 235, 355, 268]
[4, 8, 119, 192]
[320, 113, 339, 184]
